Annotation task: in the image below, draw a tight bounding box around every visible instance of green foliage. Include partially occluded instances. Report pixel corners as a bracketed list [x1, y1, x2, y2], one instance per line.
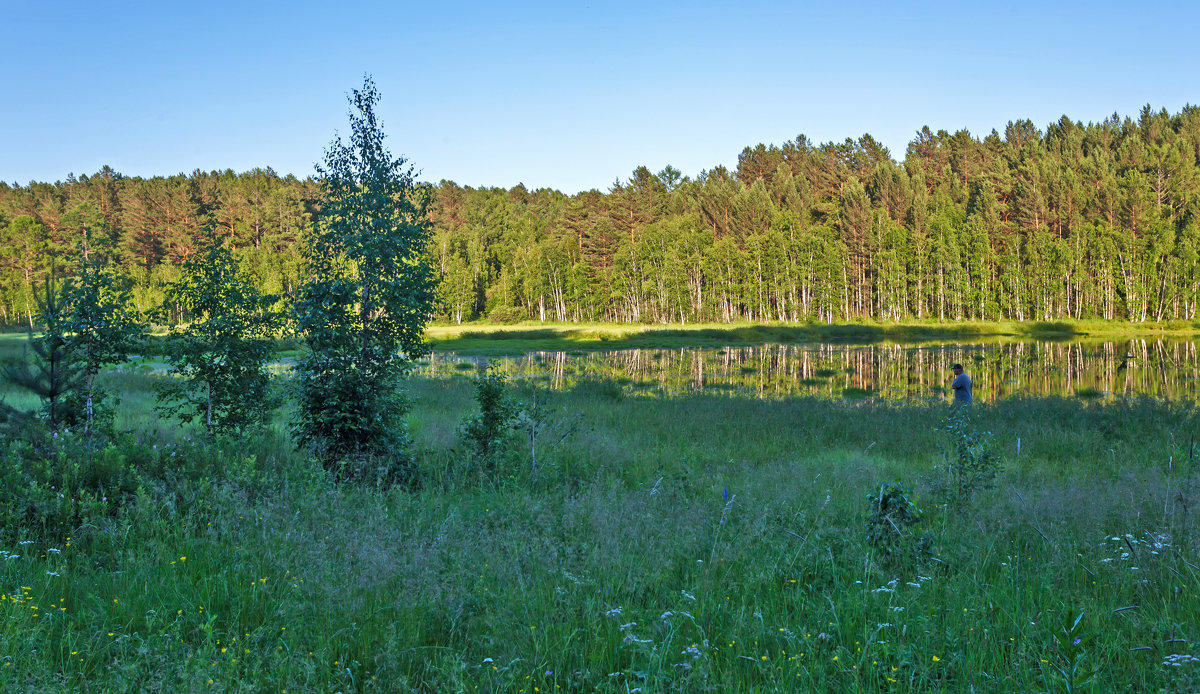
[0, 424, 285, 543]
[460, 366, 520, 473]
[292, 76, 437, 482]
[1041, 612, 1099, 693]
[0, 429, 141, 540]
[933, 406, 1001, 508]
[10, 106, 1200, 326]
[515, 380, 582, 472]
[1, 274, 82, 428]
[60, 248, 142, 435]
[0, 365, 1199, 690]
[156, 237, 281, 434]
[865, 481, 931, 567]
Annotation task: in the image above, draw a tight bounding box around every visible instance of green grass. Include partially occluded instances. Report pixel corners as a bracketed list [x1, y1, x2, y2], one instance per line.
[1, 347, 1199, 691]
[424, 319, 1200, 353]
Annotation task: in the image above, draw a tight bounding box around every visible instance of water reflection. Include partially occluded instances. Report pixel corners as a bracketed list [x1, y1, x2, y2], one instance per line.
[421, 338, 1200, 401]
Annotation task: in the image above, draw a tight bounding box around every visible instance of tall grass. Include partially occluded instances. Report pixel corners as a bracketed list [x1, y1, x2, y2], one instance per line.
[1, 366, 1199, 691]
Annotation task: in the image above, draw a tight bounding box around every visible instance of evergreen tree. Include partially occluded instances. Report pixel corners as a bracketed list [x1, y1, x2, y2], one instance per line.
[293, 76, 437, 481]
[1, 273, 81, 428]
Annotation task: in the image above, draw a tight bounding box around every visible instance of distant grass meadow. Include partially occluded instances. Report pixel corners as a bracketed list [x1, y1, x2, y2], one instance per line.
[1, 326, 1199, 691]
[424, 318, 1200, 353]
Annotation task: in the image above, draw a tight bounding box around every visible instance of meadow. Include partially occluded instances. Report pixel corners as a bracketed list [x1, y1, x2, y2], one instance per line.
[1, 331, 1199, 692]
[424, 319, 1200, 353]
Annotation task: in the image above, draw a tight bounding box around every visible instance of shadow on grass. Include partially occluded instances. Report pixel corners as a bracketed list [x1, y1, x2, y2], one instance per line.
[433, 323, 1015, 351]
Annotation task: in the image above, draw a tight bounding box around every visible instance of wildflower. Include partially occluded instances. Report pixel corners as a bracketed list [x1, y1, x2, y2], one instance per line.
[1162, 654, 1200, 666]
[932, 656, 940, 662]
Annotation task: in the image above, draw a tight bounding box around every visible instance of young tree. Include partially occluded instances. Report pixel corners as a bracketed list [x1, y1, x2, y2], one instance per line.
[293, 76, 438, 481]
[61, 243, 142, 435]
[1, 273, 81, 428]
[157, 235, 281, 434]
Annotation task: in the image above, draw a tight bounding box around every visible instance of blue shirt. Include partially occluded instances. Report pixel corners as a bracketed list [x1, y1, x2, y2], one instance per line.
[952, 372, 973, 403]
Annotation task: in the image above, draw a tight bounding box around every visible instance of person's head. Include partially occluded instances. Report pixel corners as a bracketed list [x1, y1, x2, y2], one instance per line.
[951, 363, 964, 375]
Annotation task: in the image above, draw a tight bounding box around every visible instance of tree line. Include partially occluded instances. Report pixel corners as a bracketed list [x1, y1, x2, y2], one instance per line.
[4, 104, 1200, 325]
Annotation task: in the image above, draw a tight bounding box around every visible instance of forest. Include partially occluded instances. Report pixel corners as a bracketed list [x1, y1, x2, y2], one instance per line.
[3, 104, 1200, 326]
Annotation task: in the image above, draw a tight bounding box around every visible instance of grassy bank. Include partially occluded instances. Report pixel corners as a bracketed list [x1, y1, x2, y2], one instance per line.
[1, 359, 1199, 691]
[425, 319, 1200, 353]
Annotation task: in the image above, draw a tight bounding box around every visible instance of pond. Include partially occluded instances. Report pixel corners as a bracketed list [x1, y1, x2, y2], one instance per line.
[421, 338, 1200, 402]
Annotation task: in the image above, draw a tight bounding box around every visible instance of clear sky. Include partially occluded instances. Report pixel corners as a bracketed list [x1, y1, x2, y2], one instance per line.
[4, 1, 1198, 193]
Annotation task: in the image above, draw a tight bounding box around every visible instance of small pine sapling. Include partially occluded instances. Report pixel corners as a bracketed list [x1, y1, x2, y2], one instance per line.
[1, 273, 82, 429]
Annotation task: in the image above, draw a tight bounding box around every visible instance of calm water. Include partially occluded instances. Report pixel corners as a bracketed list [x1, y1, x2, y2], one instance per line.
[422, 338, 1200, 401]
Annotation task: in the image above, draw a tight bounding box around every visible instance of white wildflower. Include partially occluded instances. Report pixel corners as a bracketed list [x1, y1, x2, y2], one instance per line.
[1162, 653, 1200, 667]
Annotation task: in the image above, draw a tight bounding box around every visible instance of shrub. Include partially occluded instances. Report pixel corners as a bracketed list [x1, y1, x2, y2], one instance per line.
[0, 425, 291, 542]
[460, 367, 520, 475]
[0, 429, 141, 541]
[933, 407, 1000, 508]
[865, 481, 931, 567]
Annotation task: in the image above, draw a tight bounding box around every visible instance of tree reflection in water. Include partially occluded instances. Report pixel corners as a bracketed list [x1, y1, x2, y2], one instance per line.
[423, 338, 1200, 401]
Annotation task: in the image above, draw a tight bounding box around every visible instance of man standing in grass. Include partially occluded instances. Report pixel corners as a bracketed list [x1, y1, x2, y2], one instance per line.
[951, 363, 973, 404]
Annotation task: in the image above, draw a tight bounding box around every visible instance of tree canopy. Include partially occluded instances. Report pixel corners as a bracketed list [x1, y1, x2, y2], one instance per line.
[6, 105, 1200, 324]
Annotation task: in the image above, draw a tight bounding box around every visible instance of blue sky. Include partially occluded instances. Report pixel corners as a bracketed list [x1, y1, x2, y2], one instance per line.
[3, 1, 1198, 193]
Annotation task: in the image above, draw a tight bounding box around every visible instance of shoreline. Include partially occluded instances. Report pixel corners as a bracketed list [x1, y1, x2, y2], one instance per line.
[424, 320, 1200, 353]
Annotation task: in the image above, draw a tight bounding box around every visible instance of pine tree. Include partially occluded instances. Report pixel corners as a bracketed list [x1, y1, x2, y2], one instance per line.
[1, 272, 81, 428]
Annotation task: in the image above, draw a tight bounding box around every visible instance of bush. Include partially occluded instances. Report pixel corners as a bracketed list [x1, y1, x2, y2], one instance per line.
[933, 407, 1000, 508]
[460, 367, 520, 475]
[865, 481, 931, 568]
[485, 306, 525, 324]
[0, 429, 141, 540]
[0, 426, 289, 542]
